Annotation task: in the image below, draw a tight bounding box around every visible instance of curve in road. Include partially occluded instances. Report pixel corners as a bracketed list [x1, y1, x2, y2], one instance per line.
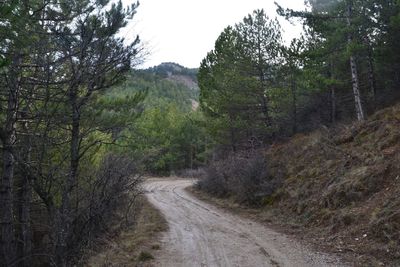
[145, 178, 345, 267]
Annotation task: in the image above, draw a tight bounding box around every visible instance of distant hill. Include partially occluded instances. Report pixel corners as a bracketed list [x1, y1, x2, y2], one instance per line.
[106, 63, 205, 174]
[149, 62, 198, 81]
[108, 62, 199, 112]
[148, 62, 199, 98]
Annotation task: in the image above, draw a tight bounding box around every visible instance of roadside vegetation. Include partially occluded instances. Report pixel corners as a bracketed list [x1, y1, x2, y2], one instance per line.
[195, 1, 400, 265]
[1, 0, 400, 266]
[85, 196, 167, 266]
[196, 103, 400, 265]
[0, 1, 150, 266]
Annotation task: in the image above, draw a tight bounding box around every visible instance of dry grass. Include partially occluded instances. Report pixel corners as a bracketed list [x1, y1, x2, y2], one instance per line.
[264, 104, 400, 266]
[85, 196, 167, 267]
[195, 103, 400, 266]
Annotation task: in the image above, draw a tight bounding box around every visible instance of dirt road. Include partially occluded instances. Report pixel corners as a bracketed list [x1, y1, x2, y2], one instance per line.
[145, 178, 345, 267]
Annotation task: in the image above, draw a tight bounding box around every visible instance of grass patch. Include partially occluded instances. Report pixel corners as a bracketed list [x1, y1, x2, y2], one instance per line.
[85, 195, 167, 266]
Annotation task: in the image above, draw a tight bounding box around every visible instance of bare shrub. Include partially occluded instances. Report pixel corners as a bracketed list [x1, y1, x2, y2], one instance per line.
[197, 151, 281, 206]
[196, 163, 229, 197]
[69, 154, 143, 264]
[177, 168, 206, 179]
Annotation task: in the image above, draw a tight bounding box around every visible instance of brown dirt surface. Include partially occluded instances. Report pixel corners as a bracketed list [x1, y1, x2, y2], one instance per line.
[261, 104, 400, 266]
[144, 178, 346, 267]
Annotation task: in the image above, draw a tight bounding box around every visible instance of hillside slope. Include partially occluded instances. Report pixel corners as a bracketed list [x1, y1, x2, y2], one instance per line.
[265, 103, 400, 265]
[105, 63, 205, 174]
[196, 103, 400, 265]
[109, 62, 199, 112]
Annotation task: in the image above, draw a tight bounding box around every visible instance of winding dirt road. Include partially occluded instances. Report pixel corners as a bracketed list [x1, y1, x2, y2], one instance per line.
[145, 178, 345, 267]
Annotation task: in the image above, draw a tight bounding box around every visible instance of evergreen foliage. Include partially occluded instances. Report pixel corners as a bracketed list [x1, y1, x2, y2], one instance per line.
[107, 63, 207, 175]
[198, 3, 400, 151]
[0, 1, 144, 265]
[1, 0, 400, 265]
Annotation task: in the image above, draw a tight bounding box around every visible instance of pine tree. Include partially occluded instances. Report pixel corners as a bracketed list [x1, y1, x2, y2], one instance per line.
[236, 9, 282, 127]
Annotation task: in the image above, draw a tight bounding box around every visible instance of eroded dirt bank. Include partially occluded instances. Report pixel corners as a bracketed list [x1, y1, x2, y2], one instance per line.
[145, 178, 346, 267]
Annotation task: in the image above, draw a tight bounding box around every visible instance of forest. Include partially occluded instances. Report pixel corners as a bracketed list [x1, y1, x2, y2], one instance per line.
[1, 0, 400, 266]
[195, 0, 400, 264]
[109, 63, 207, 175]
[198, 1, 400, 150]
[0, 1, 145, 266]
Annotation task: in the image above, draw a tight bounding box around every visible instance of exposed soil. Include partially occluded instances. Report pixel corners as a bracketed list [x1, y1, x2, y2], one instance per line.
[261, 104, 400, 266]
[144, 178, 346, 267]
[191, 103, 400, 267]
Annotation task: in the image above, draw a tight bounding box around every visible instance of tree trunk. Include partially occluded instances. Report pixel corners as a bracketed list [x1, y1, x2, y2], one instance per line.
[329, 62, 337, 124]
[229, 116, 237, 153]
[257, 66, 272, 128]
[349, 56, 365, 121]
[189, 145, 193, 170]
[331, 87, 337, 124]
[16, 175, 32, 267]
[347, 0, 365, 121]
[1, 136, 17, 267]
[261, 94, 271, 127]
[0, 55, 20, 266]
[16, 110, 33, 267]
[367, 49, 377, 107]
[291, 72, 297, 134]
[56, 91, 81, 266]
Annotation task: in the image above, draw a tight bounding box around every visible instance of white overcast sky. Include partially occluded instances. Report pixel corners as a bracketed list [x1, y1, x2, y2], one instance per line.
[121, 0, 307, 69]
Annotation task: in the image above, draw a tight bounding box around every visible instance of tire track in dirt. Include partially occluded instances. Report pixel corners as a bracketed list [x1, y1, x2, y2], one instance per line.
[145, 178, 346, 267]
